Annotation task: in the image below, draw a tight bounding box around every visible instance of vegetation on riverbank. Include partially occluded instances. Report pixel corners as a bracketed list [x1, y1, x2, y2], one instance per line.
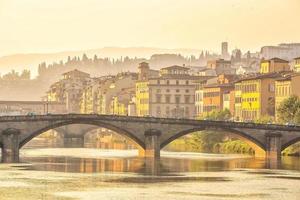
[164, 130, 255, 155]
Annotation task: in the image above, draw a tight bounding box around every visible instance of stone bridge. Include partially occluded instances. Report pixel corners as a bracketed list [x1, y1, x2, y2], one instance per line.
[1, 114, 300, 163]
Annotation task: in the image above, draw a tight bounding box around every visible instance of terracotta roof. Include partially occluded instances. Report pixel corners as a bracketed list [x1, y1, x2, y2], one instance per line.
[203, 83, 234, 89]
[234, 72, 287, 83]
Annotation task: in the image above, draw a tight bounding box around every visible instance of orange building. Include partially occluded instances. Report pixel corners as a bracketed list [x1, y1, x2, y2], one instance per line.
[203, 83, 234, 115]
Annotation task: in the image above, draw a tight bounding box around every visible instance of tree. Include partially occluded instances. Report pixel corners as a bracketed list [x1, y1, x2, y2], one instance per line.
[277, 95, 300, 124]
[20, 69, 30, 80]
[206, 109, 232, 121]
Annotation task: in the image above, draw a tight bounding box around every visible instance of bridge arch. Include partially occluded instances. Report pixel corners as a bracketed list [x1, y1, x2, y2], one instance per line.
[281, 137, 300, 152]
[19, 119, 145, 149]
[160, 127, 266, 156]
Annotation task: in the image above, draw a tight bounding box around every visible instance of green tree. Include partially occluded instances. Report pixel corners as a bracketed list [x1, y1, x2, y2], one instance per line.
[206, 109, 232, 121]
[277, 95, 300, 124]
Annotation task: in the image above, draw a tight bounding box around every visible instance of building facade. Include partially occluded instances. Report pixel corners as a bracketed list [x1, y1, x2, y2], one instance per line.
[47, 69, 91, 113]
[235, 73, 284, 122]
[207, 59, 235, 75]
[136, 64, 198, 118]
[294, 57, 300, 72]
[260, 58, 290, 74]
[275, 73, 300, 121]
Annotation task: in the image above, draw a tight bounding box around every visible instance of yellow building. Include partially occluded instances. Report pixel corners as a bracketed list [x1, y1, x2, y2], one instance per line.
[110, 87, 135, 115]
[260, 58, 290, 74]
[136, 81, 149, 116]
[235, 73, 283, 122]
[294, 57, 300, 72]
[275, 73, 300, 121]
[234, 82, 242, 121]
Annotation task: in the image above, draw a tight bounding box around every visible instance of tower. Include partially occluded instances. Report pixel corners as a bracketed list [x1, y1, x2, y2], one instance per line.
[221, 42, 229, 59]
[138, 62, 150, 81]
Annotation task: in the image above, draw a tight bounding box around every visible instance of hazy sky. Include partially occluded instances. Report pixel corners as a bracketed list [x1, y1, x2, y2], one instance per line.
[0, 0, 299, 56]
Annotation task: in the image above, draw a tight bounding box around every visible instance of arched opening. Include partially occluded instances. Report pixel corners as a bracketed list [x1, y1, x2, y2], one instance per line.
[161, 128, 266, 158]
[20, 120, 144, 149]
[18, 121, 145, 172]
[282, 138, 300, 157]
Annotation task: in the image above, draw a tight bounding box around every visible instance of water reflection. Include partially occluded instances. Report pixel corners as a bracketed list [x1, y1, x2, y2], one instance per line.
[13, 137, 300, 175]
[18, 150, 296, 176]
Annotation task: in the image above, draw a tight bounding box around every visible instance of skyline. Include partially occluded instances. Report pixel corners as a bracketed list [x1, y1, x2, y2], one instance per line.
[0, 0, 300, 56]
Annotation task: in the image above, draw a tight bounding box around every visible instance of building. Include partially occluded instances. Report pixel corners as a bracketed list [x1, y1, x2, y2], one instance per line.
[202, 83, 234, 116]
[195, 74, 237, 118]
[47, 69, 91, 113]
[80, 72, 138, 114]
[234, 73, 284, 122]
[110, 87, 136, 115]
[294, 57, 300, 72]
[221, 42, 230, 59]
[194, 77, 217, 118]
[261, 43, 300, 61]
[207, 59, 235, 75]
[236, 65, 257, 75]
[197, 68, 217, 76]
[260, 58, 290, 74]
[0, 101, 66, 116]
[234, 82, 242, 121]
[275, 73, 300, 121]
[136, 63, 198, 118]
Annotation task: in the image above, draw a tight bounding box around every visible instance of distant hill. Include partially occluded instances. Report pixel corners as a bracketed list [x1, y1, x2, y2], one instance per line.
[0, 47, 202, 77]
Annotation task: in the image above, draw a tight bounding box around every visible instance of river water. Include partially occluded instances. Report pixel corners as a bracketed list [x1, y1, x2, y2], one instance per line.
[1, 139, 300, 200]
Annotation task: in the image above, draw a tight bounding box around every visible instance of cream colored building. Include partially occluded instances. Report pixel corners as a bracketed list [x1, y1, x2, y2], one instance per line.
[275, 73, 300, 121]
[294, 57, 300, 72]
[80, 72, 138, 114]
[47, 69, 91, 113]
[136, 64, 198, 118]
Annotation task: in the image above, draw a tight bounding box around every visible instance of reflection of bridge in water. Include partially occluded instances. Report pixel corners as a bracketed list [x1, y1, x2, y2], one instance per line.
[1, 114, 300, 164]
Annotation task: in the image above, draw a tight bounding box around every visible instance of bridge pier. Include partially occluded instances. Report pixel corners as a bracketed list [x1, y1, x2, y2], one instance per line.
[265, 132, 282, 163]
[1, 129, 20, 163]
[144, 129, 161, 158]
[63, 135, 85, 148]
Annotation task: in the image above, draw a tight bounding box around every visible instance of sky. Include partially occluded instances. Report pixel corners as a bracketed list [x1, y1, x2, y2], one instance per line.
[0, 0, 299, 56]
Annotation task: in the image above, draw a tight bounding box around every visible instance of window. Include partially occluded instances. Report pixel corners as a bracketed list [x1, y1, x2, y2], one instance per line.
[176, 80, 179, 85]
[185, 106, 190, 117]
[175, 95, 180, 104]
[185, 95, 190, 103]
[176, 89, 180, 93]
[186, 80, 189, 85]
[166, 80, 170, 85]
[269, 84, 275, 92]
[165, 95, 171, 103]
[157, 80, 160, 85]
[156, 94, 162, 103]
[166, 89, 170, 93]
[166, 106, 170, 116]
[185, 89, 189, 93]
[156, 106, 161, 116]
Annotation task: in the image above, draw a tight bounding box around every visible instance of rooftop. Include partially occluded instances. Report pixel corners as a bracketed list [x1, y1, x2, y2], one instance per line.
[62, 69, 90, 76]
[235, 72, 287, 83]
[261, 57, 289, 63]
[203, 83, 234, 89]
[160, 65, 190, 71]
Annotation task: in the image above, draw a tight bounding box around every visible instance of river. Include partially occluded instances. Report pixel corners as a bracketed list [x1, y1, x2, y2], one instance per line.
[0, 139, 300, 200]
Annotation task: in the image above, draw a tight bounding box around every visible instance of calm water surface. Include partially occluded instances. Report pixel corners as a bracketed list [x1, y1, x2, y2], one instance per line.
[0, 139, 300, 200]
